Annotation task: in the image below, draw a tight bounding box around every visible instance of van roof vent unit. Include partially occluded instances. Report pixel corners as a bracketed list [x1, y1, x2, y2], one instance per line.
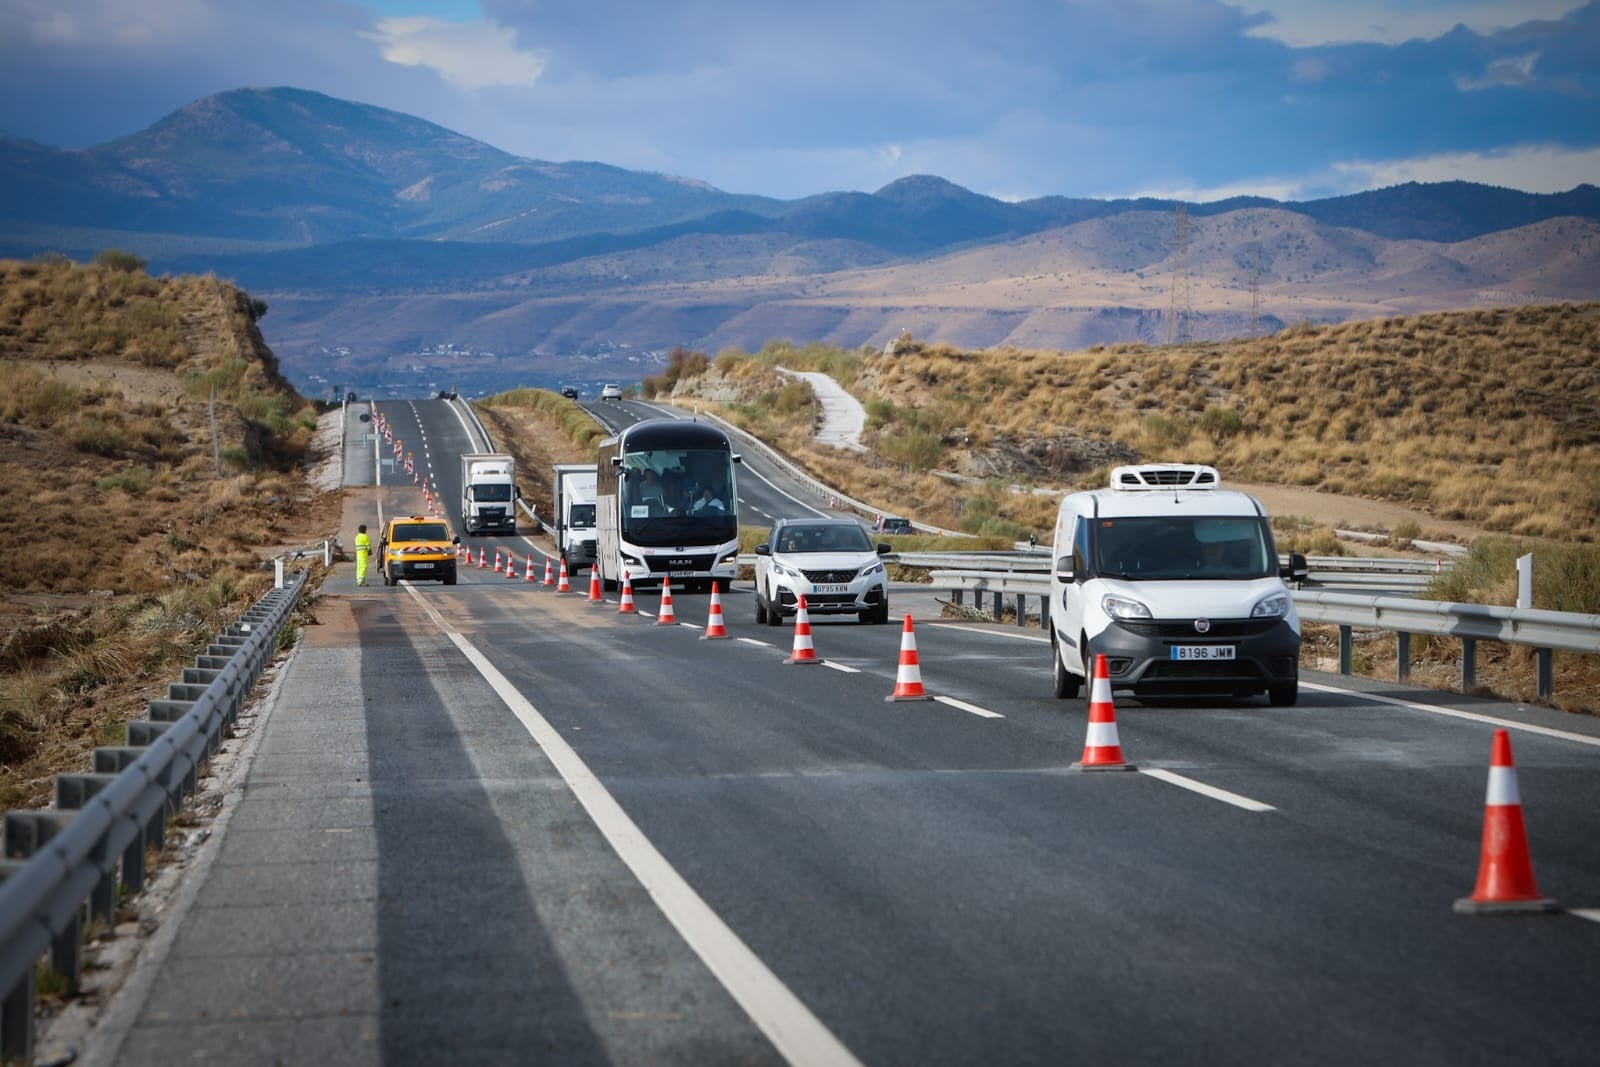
[1109, 464, 1220, 491]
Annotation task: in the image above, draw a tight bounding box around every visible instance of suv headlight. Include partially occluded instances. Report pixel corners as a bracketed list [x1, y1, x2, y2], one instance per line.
[1101, 594, 1152, 620]
[862, 561, 884, 577]
[1252, 593, 1290, 618]
[771, 560, 799, 579]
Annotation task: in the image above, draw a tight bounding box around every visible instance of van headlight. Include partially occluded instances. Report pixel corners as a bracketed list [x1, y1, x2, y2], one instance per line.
[1252, 594, 1290, 618]
[1101, 594, 1152, 620]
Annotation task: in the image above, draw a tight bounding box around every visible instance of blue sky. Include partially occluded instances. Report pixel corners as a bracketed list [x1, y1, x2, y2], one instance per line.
[1, 0, 1596, 202]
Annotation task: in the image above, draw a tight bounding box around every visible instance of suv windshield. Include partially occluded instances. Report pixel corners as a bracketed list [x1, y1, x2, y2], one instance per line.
[777, 524, 873, 554]
[392, 523, 450, 542]
[1093, 516, 1274, 580]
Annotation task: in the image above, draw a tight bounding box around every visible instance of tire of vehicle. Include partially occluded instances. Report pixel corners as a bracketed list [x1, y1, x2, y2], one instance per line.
[383, 568, 396, 588]
[755, 593, 768, 625]
[1268, 681, 1299, 707]
[765, 585, 783, 626]
[877, 600, 891, 624]
[1051, 634, 1082, 699]
[443, 568, 457, 586]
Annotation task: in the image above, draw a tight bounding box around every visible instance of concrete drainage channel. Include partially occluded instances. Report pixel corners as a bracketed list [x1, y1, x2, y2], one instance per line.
[0, 570, 310, 1062]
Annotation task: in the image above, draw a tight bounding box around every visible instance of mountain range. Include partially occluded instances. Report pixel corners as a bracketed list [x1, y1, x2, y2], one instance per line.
[3, 86, 1597, 398]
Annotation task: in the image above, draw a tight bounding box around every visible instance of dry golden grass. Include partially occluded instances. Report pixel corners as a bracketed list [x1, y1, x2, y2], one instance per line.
[0, 255, 339, 807]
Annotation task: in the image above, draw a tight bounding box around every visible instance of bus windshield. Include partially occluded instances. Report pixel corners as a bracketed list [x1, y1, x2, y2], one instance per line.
[620, 448, 737, 545]
[1093, 516, 1275, 581]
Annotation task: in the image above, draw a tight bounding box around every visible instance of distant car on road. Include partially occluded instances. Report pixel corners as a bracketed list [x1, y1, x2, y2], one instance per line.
[560, 386, 579, 399]
[600, 383, 623, 400]
[873, 515, 913, 535]
[753, 518, 891, 625]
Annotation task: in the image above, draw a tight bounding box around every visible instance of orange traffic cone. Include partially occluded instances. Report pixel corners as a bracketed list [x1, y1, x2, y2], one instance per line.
[556, 559, 572, 593]
[617, 574, 637, 614]
[885, 614, 932, 700]
[493, 547, 503, 573]
[543, 556, 555, 586]
[1075, 654, 1136, 771]
[701, 584, 729, 639]
[1454, 729, 1558, 914]
[478, 546, 487, 568]
[587, 566, 603, 603]
[784, 594, 820, 664]
[656, 576, 677, 625]
[525, 554, 536, 581]
[506, 552, 518, 579]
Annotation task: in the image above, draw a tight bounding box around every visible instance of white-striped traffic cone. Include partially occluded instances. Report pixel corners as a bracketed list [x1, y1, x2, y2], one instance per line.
[1075, 654, 1136, 771]
[478, 546, 487, 568]
[701, 584, 728, 639]
[556, 558, 572, 593]
[587, 565, 603, 603]
[505, 552, 518, 579]
[543, 556, 555, 586]
[784, 594, 820, 664]
[525, 554, 536, 581]
[617, 574, 636, 614]
[885, 614, 931, 700]
[1454, 729, 1557, 914]
[656, 575, 677, 625]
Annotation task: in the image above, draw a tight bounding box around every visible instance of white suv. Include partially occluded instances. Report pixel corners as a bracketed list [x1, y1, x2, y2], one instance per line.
[600, 383, 623, 400]
[754, 518, 891, 625]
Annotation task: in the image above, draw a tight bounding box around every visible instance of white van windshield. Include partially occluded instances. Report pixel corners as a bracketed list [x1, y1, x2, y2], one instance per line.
[1093, 516, 1274, 580]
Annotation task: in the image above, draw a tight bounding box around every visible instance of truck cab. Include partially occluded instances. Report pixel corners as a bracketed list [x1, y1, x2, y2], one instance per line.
[460, 453, 518, 536]
[1050, 464, 1304, 706]
[553, 463, 598, 571]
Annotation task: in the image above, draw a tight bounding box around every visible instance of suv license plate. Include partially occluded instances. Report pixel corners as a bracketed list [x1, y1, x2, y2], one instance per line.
[814, 584, 849, 594]
[1172, 645, 1234, 661]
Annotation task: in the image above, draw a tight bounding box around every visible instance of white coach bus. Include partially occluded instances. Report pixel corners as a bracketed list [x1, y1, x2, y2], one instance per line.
[595, 418, 742, 592]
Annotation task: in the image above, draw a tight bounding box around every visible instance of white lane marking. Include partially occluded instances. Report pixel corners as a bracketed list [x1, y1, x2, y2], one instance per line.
[823, 661, 860, 674]
[1301, 681, 1600, 749]
[1140, 768, 1276, 812]
[933, 695, 1004, 719]
[1570, 909, 1600, 924]
[403, 585, 862, 1067]
[738, 638, 773, 648]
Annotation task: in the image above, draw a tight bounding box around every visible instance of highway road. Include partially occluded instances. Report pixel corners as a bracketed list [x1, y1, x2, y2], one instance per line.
[85, 398, 1600, 1066]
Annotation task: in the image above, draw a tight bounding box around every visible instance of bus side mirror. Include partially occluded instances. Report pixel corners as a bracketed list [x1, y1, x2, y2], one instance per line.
[611, 456, 623, 468]
[732, 453, 743, 464]
[1055, 557, 1075, 583]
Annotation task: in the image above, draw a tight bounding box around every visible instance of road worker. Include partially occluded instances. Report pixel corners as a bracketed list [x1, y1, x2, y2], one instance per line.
[354, 523, 372, 586]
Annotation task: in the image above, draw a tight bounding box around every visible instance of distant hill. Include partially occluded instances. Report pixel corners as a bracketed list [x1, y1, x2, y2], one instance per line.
[1, 86, 1596, 398]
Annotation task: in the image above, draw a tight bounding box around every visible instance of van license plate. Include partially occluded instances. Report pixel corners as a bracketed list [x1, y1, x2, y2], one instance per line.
[1172, 645, 1234, 660]
[412, 562, 433, 570]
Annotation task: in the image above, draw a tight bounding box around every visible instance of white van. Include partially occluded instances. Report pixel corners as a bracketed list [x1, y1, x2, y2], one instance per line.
[1049, 464, 1306, 706]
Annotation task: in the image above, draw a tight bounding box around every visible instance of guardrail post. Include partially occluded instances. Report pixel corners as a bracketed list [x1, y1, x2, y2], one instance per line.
[1338, 626, 1353, 675]
[951, 590, 963, 607]
[324, 539, 332, 567]
[1016, 595, 1028, 627]
[993, 593, 1004, 623]
[1, 965, 34, 1061]
[275, 558, 285, 589]
[1536, 648, 1553, 700]
[1396, 633, 1411, 682]
[1461, 638, 1477, 692]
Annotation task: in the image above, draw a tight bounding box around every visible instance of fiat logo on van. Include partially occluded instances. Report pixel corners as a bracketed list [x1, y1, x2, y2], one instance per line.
[1193, 618, 1211, 634]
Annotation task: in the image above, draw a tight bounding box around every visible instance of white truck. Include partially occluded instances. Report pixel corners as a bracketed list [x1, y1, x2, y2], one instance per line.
[552, 463, 598, 572]
[460, 452, 519, 536]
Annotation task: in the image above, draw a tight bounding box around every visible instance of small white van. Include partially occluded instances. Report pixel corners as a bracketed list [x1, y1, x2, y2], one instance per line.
[1050, 464, 1306, 706]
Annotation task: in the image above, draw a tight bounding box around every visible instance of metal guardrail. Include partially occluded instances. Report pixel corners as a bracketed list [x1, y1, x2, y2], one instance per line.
[0, 571, 308, 1060]
[926, 568, 1600, 700]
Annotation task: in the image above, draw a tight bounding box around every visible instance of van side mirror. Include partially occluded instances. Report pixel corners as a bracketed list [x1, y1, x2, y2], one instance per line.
[1281, 552, 1309, 583]
[1055, 557, 1075, 583]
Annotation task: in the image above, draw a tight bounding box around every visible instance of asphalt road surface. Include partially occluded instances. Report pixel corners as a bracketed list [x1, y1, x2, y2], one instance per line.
[76, 400, 1600, 1066]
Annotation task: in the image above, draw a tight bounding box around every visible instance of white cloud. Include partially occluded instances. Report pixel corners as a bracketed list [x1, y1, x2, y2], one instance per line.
[1123, 177, 1314, 203]
[367, 16, 545, 91]
[1456, 52, 1539, 90]
[1246, 1, 1579, 47]
[1332, 144, 1600, 192]
[0, 0, 215, 48]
